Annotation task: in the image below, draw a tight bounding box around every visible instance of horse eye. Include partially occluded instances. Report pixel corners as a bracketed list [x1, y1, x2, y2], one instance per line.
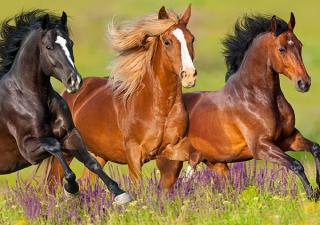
[279, 47, 286, 54]
[46, 45, 53, 50]
[164, 39, 171, 46]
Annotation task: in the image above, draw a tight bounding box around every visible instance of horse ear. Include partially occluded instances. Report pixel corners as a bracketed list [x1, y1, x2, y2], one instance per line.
[41, 14, 50, 30]
[270, 15, 277, 34]
[180, 4, 192, 26]
[61, 11, 67, 26]
[158, 6, 169, 20]
[288, 12, 295, 31]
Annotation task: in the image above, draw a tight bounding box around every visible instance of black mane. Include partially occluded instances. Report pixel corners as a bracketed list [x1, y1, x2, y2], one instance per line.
[223, 15, 288, 81]
[0, 10, 68, 77]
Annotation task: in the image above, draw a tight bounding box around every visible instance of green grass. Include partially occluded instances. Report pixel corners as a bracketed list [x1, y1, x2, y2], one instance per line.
[0, 162, 319, 225]
[0, 0, 319, 224]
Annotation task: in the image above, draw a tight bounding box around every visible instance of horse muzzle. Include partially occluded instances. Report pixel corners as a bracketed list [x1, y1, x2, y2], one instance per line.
[295, 78, 311, 93]
[65, 71, 83, 94]
[181, 69, 197, 88]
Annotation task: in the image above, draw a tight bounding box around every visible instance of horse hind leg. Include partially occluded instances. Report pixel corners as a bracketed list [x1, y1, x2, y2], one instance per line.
[253, 140, 318, 200]
[278, 129, 320, 194]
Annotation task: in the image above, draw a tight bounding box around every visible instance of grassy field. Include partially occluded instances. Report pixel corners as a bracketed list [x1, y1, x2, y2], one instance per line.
[0, 0, 320, 224]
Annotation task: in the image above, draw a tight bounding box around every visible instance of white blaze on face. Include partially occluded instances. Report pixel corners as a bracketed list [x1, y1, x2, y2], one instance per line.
[55, 35, 75, 68]
[288, 40, 294, 46]
[172, 28, 195, 71]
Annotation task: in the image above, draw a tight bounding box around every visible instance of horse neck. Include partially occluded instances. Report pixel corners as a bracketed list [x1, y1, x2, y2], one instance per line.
[10, 30, 51, 96]
[143, 41, 181, 114]
[234, 34, 281, 94]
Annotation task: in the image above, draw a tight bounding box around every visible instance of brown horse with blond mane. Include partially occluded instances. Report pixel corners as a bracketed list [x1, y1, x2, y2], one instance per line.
[47, 5, 197, 187]
[156, 13, 320, 199]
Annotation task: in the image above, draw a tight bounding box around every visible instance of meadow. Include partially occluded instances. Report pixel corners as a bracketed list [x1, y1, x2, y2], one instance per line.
[0, 0, 320, 224]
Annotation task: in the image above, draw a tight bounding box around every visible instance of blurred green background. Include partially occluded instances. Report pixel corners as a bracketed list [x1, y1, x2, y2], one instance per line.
[0, 0, 319, 184]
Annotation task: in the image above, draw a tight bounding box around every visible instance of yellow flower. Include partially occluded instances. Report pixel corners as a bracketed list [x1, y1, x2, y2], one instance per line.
[303, 201, 316, 214]
[15, 219, 26, 225]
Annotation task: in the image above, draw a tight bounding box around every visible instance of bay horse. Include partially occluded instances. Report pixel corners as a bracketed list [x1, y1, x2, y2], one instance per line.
[0, 10, 131, 205]
[157, 13, 320, 199]
[47, 5, 197, 186]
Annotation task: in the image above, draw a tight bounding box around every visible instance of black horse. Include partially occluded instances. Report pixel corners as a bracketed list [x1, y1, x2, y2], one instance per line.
[0, 10, 131, 205]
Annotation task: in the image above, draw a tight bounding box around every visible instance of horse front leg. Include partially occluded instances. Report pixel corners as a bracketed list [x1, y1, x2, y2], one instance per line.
[278, 129, 320, 191]
[125, 141, 143, 185]
[46, 153, 74, 193]
[156, 158, 183, 189]
[63, 129, 132, 205]
[19, 137, 79, 195]
[253, 140, 318, 200]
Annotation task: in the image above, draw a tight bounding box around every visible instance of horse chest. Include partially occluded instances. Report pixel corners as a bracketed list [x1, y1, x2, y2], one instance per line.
[275, 95, 295, 137]
[263, 102, 295, 141]
[141, 102, 187, 161]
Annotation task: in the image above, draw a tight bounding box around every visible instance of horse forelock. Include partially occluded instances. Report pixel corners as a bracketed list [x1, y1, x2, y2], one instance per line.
[107, 10, 179, 101]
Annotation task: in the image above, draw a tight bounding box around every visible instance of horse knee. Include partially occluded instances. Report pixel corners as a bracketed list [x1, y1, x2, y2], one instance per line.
[41, 138, 61, 154]
[63, 128, 84, 150]
[159, 173, 179, 189]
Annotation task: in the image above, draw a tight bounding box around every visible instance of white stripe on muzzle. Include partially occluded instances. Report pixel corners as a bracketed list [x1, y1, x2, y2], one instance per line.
[172, 28, 195, 71]
[55, 35, 75, 68]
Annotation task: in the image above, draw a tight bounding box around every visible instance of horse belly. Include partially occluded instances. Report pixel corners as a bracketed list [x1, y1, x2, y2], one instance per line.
[190, 134, 251, 162]
[188, 107, 252, 162]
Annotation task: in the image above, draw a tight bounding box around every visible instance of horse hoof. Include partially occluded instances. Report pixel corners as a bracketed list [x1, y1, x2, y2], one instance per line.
[313, 188, 320, 201]
[63, 178, 79, 196]
[114, 192, 133, 205]
[307, 188, 320, 201]
[63, 186, 79, 199]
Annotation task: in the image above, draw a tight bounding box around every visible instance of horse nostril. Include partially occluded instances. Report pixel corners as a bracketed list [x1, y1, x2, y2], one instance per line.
[180, 71, 186, 78]
[66, 76, 76, 87]
[194, 70, 198, 77]
[297, 80, 304, 87]
[296, 79, 310, 92]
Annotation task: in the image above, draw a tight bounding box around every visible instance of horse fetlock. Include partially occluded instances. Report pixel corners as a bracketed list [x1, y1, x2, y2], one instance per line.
[311, 143, 320, 157]
[306, 187, 320, 202]
[65, 172, 76, 182]
[290, 160, 304, 174]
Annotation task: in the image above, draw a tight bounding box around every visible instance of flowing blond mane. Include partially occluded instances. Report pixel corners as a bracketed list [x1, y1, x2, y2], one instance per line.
[107, 10, 179, 101]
